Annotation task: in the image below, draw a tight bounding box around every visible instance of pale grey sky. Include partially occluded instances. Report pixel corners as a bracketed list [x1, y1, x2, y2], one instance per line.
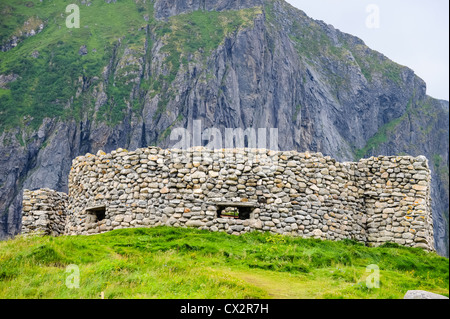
[286, 0, 449, 101]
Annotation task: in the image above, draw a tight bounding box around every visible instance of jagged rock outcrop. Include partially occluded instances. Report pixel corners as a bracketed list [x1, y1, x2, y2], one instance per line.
[0, 0, 448, 256]
[0, 16, 44, 52]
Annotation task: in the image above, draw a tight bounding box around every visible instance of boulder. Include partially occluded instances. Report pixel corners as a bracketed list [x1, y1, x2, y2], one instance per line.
[403, 290, 448, 299]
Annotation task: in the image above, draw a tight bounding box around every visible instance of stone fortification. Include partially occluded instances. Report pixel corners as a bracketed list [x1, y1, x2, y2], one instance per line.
[21, 147, 434, 250]
[21, 188, 68, 236]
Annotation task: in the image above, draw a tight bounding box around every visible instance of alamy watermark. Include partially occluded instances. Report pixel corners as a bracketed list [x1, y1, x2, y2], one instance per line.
[366, 4, 381, 29]
[366, 264, 380, 289]
[65, 264, 80, 289]
[169, 120, 279, 171]
[66, 4, 80, 29]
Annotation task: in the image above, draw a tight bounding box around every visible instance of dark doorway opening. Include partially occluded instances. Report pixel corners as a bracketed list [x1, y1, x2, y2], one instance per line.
[86, 205, 106, 223]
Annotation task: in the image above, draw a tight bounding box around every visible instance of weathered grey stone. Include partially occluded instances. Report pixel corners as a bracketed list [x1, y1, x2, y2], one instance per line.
[284, 217, 296, 223]
[185, 220, 204, 227]
[404, 290, 448, 299]
[21, 148, 433, 252]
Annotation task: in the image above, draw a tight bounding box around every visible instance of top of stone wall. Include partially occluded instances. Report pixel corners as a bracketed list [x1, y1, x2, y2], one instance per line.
[70, 146, 430, 169]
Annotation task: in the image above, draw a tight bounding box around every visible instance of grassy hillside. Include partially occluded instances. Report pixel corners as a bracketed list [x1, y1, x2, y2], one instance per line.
[0, 226, 448, 299]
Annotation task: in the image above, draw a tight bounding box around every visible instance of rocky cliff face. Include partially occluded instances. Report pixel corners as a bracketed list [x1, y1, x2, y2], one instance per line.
[153, 0, 263, 19]
[0, 0, 448, 256]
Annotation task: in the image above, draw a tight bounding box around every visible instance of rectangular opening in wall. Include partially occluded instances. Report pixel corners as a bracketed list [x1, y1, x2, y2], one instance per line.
[215, 202, 256, 220]
[86, 205, 106, 223]
[238, 207, 253, 220]
[220, 207, 240, 219]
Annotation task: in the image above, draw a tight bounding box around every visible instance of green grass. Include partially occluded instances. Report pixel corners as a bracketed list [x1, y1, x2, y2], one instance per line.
[0, 226, 448, 299]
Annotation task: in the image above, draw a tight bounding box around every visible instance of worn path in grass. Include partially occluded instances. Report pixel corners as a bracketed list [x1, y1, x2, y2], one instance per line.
[217, 267, 353, 299]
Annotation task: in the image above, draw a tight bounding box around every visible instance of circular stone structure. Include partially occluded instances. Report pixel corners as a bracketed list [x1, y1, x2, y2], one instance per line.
[22, 146, 434, 251]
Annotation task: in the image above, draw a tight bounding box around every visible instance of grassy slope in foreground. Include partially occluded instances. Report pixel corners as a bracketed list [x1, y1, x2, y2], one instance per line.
[0, 226, 448, 299]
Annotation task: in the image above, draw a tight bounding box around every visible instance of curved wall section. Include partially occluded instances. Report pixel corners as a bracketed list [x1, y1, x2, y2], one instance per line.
[56, 146, 433, 250]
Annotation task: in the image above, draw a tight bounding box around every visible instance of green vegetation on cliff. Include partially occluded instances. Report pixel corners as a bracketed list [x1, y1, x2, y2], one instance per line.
[0, 227, 447, 299]
[0, 0, 153, 130]
[0, 0, 261, 130]
[158, 7, 260, 84]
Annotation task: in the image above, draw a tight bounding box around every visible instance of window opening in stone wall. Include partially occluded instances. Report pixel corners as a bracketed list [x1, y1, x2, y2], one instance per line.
[216, 204, 254, 220]
[220, 207, 240, 219]
[238, 207, 252, 219]
[86, 206, 106, 223]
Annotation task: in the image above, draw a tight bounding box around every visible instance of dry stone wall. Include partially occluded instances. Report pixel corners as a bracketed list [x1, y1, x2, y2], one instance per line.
[21, 189, 68, 236]
[21, 147, 434, 251]
[358, 156, 434, 249]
